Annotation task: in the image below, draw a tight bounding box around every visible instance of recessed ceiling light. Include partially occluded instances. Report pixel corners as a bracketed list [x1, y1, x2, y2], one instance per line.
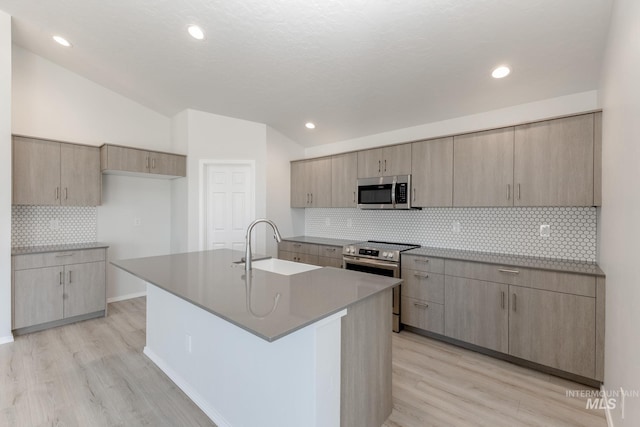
[188, 25, 205, 40]
[492, 65, 511, 79]
[305, 122, 316, 129]
[52, 35, 72, 47]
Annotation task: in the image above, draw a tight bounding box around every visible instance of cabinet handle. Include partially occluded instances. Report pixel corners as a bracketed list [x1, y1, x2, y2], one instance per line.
[293, 243, 301, 248]
[414, 258, 429, 263]
[512, 293, 517, 312]
[378, 160, 381, 173]
[55, 187, 59, 200]
[152, 158, 156, 169]
[413, 302, 429, 309]
[64, 187, 68, 200]
[146, 156, 149, 169]
[414, 274, 429, 279]
[353, 191, 356, 203]
[55, 253, 74, 257]
[517, 183, 521, 200]
[310, 193, 313, 204]
[498, 268, 519, 274]
[501, 291, 505, 309]
[413, 188, 416, 202]
[327, 248, 336, 252]
[384, 159, 387, 172]
[506, 184, 511, 200]
[59, 271, 63, 285]
[68, 270, 72, 283]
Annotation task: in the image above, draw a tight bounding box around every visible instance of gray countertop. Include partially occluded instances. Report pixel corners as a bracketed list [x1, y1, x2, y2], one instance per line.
[405, 247, 604, 276]
[12, 242, 110, 255]
[111, 249, 401, 342]
[281, 236, 361, 247]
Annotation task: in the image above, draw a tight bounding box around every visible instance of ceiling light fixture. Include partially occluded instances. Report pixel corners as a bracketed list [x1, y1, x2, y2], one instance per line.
[305, 122, 316, 129]
[188, 25, 205, 40]
[491, 65, 511, 79]
[52, 35, 72, 47]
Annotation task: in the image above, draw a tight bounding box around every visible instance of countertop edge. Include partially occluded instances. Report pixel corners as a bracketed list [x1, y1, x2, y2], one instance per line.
[12, 242, 110, 255]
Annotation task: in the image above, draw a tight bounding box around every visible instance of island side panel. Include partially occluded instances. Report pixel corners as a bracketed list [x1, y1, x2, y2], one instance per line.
[144, 283, 345, 427]
[341, 288, 393, 427]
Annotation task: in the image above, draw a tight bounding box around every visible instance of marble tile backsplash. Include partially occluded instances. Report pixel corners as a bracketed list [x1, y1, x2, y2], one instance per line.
[305, 207, 597, 262]
[12, 205, 97, 247]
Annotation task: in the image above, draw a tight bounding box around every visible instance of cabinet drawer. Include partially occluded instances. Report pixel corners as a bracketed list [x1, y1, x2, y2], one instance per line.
[13, 248, 106, 270]
[445, 259, 529, 285]
[529, 270, 596, 297]
[318, 256, 343, 268]
[278, 241, 319, 256]
[401, 296, 444, 334]
[402, 254, 444, 274]
[402, 270, 444, 304]
[318, 245, 341, 259]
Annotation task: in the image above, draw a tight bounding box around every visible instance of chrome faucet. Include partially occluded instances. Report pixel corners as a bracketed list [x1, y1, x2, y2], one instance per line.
[244, 219, 282, 271]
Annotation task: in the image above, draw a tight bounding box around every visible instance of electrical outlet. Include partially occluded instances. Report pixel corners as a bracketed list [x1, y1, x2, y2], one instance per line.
[49, 219, 60, 231]
[540, 224, 551, 237]
[451, 221, 461, 233]
[133, 217, 142, 227]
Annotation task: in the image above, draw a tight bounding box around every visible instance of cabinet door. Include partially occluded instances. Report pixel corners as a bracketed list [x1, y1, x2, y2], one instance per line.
[453, 128, 514, 207]
[14, 266, 64, 329]
[382, 144, 412, 176]
[514, 114, 594, 206]
[444, 276, 508, 353]
[411, 137, 453, 207]
[60, 143, 101, 206]
[509, 286, 595, 378]
[290, 161, 308, 207]
[12, 137, 61, 205]
[307, 157, 332, 207]
[357, 148, 383, 178]
[102, 145, 149, 173]
[64, 261, 106, 318]
[331, 153, 357, 207]
[149, 152, 187, 177]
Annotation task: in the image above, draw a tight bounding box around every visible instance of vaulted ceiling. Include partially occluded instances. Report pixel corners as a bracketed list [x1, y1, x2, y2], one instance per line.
[0, 0, 612, 146]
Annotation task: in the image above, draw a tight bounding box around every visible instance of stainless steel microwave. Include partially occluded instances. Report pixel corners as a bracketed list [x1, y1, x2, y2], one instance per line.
[357, 175, 412, 209]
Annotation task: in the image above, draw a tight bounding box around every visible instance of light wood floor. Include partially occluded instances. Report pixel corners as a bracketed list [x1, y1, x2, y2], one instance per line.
[0, 297, 606, 427]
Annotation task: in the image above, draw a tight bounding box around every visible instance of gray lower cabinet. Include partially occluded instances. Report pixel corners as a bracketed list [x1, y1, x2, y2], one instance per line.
[509, 286, 596, 378]
[403, 254, 604, 382]
[12, 248, 107, 332]
[444, 276, 509, 353]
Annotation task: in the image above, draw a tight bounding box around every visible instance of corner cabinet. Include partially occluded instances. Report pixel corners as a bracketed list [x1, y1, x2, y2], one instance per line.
[100, 144, 187, 178]
[12, 247, 107, 334]
[290, 157, 332, 208]
[12, 136, 102, 206]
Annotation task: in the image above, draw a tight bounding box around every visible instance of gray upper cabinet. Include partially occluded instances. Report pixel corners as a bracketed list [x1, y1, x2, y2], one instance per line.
[290, 158, 332, 208]
[357, 144, 411, 178]
[12, 136, 101, 206]
[331, 153, 357, 207]
[411, 137, 453, 207]
[101, 144, 186, 178]
[453, 128, 515, 207]
[514, 114, 594, 206]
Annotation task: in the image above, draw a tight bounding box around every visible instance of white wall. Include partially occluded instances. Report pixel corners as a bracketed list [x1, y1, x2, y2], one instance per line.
[265, 126, 305, 256]
[176, 109, 268, 253]
[170, 110, 189, 254]
[599, 0, 640, 424]
[11, 46, 173, 301]
[0, 11, 13, 344]
[305, 91, 599, 158]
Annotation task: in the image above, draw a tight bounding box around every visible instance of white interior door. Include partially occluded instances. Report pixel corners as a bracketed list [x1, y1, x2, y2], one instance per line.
[204, 163, 254, 252]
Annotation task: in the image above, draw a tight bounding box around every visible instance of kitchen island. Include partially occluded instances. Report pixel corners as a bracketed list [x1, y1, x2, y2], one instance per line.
[112, 249, 401, 427]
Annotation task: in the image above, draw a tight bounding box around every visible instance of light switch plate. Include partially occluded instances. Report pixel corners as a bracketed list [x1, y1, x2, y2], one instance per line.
[540, 224, 551, 237]
[133, 217, 142, 227]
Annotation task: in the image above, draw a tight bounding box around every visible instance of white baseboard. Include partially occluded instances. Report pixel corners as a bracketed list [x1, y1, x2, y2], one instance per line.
[143, 346, 232, 427]
[107, 291, 147, 303]
[602, 384, 614, 427]
[0, 334, 14, 345]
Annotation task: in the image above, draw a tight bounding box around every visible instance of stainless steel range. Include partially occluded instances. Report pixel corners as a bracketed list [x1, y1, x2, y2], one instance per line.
[342, 240, 420, 332]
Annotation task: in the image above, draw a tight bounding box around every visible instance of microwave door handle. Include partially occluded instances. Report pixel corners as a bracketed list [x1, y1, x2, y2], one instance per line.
[391, 179, 397, 207]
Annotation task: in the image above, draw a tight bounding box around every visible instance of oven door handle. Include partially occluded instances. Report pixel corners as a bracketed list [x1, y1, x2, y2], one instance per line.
[343, 256, 400, 275]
